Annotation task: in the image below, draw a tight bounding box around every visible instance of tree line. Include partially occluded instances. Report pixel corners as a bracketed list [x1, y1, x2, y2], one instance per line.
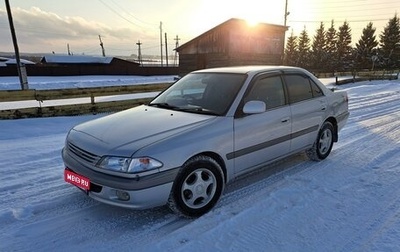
[283, 14, 400, 72]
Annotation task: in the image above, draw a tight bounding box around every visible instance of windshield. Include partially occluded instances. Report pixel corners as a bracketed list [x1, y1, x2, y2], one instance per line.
[149, 72, 246, 115]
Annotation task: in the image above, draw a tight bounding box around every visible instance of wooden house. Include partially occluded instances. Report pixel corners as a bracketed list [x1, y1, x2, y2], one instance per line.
[176, 18, 288, 75]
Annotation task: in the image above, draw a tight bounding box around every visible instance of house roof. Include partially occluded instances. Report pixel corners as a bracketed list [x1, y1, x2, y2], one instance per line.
[0, 57, 35, 66]
[41, 55, 114, 64]
[176, 18, 288, 52]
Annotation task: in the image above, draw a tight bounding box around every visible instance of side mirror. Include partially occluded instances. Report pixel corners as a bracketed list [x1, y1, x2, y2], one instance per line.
[243, 100, 266, 114]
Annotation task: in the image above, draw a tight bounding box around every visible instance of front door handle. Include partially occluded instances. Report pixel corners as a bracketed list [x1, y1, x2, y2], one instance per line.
[281, 117, 290, 123]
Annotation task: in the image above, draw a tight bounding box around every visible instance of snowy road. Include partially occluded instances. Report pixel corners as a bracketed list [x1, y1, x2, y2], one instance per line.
[0, 78, 399, 251]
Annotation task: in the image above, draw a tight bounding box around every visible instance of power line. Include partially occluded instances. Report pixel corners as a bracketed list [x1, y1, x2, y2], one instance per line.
[108, 0, 158, 27]
[300, 0, 399, 10]
[287, 0, 398, 21]
[97, 0, 144, 28]
[289, 18, 393, 23]
[97, 0, 157, 31]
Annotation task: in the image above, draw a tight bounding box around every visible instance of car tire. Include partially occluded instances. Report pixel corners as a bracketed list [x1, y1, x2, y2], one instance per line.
[306, 121, 334, 161]
[168, 155, 225, 218]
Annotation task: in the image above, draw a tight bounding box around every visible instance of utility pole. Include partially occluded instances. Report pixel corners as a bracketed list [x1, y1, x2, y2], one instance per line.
[67, 43, 72, 55]
[5, 0, 28, 90]
[174, 35, 180, 66]
[284, 0, 290, 27]
[159, 21, 163, 66]
[282, 0, 290, 64]
[165, 33, 168, 67]
[136, 40, 142, 65]
[99, 35, 106, 57]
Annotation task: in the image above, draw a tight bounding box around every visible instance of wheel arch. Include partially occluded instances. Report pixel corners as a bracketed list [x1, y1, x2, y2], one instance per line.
[325, 116, 338, 142]
[168, 151, 227, 218]
[188, 151, 227, 184]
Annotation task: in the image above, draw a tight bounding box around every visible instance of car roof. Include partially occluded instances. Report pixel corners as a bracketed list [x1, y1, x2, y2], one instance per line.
[192, 65, 304, 75]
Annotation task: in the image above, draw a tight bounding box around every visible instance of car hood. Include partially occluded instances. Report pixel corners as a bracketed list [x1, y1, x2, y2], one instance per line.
[68, 105, 215, 156]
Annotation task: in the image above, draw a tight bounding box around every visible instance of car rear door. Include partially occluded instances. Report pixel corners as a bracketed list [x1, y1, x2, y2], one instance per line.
[283, 73, 328, 152]
[231, 74, 291, 176]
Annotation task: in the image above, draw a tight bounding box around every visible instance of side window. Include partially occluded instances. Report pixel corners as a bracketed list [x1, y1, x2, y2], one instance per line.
[284, 74, 313, 103]
[310, 80, 324, 97]
[245, 76, 286, 109]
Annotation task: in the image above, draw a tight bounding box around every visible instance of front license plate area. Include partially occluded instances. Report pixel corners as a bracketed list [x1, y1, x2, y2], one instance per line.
[64, 169, 90, 191]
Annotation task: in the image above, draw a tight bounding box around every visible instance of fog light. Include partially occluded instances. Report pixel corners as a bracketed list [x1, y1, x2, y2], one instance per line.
[116, 190, 130, 201]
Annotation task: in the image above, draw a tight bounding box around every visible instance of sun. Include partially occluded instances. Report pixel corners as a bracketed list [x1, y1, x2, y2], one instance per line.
[234, 1, 286, 26]
[185, 0, 290, 38]
[245, 18, 259, 27]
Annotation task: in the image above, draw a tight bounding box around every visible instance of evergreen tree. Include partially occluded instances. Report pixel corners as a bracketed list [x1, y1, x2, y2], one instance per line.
[355, 22, 378, 69]
[311, 22, 327, 70]
[336, 21, 353, 71]
[284, 31, 298, 66]
[297, 27, 311, 68]
[379, 14, 400, 68]
[325, 20, 337, 72]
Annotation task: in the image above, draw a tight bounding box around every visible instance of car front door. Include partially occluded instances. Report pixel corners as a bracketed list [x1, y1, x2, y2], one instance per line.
[232, 74, 291, 176]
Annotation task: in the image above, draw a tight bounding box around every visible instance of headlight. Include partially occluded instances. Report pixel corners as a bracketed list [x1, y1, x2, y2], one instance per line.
[128, 157, 163, 173]
[97, 156, 162, 174]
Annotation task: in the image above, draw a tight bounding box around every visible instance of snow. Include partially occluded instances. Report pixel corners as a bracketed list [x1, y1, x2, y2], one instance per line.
[1, 75, 400, 252]
[0, 75, 176, 90]
[41, 55, 114, 64]
[0, 57, 35, 66]
[0, 75, 176, 110]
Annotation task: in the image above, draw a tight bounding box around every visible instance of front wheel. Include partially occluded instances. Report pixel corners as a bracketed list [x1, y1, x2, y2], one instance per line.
[306, 121, 334, 161]
[168, 155, 224, 218]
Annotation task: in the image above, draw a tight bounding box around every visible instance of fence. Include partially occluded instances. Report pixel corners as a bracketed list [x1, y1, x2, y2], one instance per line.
[1, 70, 399, 119]
[0, 83, 171, 119]
[314, 69, 399, 85]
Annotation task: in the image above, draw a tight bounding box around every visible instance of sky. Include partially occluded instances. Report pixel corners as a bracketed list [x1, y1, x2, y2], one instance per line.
[0, 0, 398, 57]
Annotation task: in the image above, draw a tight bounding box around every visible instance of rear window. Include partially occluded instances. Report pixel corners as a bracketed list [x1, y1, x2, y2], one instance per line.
[284, 74, 323, 103]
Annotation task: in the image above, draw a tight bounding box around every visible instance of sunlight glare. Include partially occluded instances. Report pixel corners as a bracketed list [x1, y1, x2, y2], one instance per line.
[246, 18, 260, 27]
[183, 0, 291, 38]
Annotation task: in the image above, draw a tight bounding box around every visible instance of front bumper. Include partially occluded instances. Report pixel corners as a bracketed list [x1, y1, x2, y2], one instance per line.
[62, 148, 180, 209]
[87, 179, 174, 209]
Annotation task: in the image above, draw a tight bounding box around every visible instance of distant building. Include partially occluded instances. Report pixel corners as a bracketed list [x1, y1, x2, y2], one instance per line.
[40, 55, 139, 66]
[176, 18, 288, 75]
[0, 54, 178, 76]
[0, 56, 35, 67]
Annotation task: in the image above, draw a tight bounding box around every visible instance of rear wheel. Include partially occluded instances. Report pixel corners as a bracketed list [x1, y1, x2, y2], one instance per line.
[306, 121, 334, 161]
[168, 155, 224, 218]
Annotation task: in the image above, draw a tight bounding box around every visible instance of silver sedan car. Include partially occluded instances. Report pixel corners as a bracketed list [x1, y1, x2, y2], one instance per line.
[62, 66, 349, 218]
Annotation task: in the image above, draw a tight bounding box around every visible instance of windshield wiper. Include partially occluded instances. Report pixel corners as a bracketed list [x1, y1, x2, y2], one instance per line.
[148, 103, 179, 110]
[178, 107, 220, 116]
[149, 103, 219, 116]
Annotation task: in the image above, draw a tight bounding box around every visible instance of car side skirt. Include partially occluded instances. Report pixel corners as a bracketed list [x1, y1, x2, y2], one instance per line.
[226, 125, 319, 160]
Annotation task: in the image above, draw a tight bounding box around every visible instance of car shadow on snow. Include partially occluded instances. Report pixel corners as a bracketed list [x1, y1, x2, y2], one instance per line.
[225, 152, 310, 194]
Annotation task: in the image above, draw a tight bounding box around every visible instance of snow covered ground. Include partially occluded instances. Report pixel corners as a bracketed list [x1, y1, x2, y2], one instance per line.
[0, 75, 177, 110]
[0, 75, 176, 90]
[0, 75, 399, 252]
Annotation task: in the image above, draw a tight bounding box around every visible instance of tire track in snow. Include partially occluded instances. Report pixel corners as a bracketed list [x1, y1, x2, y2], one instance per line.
[337, 161, 400, 251]
[2, 80, 400, 251]
[355, 189, 400, 251]
[147, 81, 400, 251]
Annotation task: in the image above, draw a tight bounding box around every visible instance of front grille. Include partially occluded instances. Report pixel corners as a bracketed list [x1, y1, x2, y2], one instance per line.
[67, 141, 101, 165]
